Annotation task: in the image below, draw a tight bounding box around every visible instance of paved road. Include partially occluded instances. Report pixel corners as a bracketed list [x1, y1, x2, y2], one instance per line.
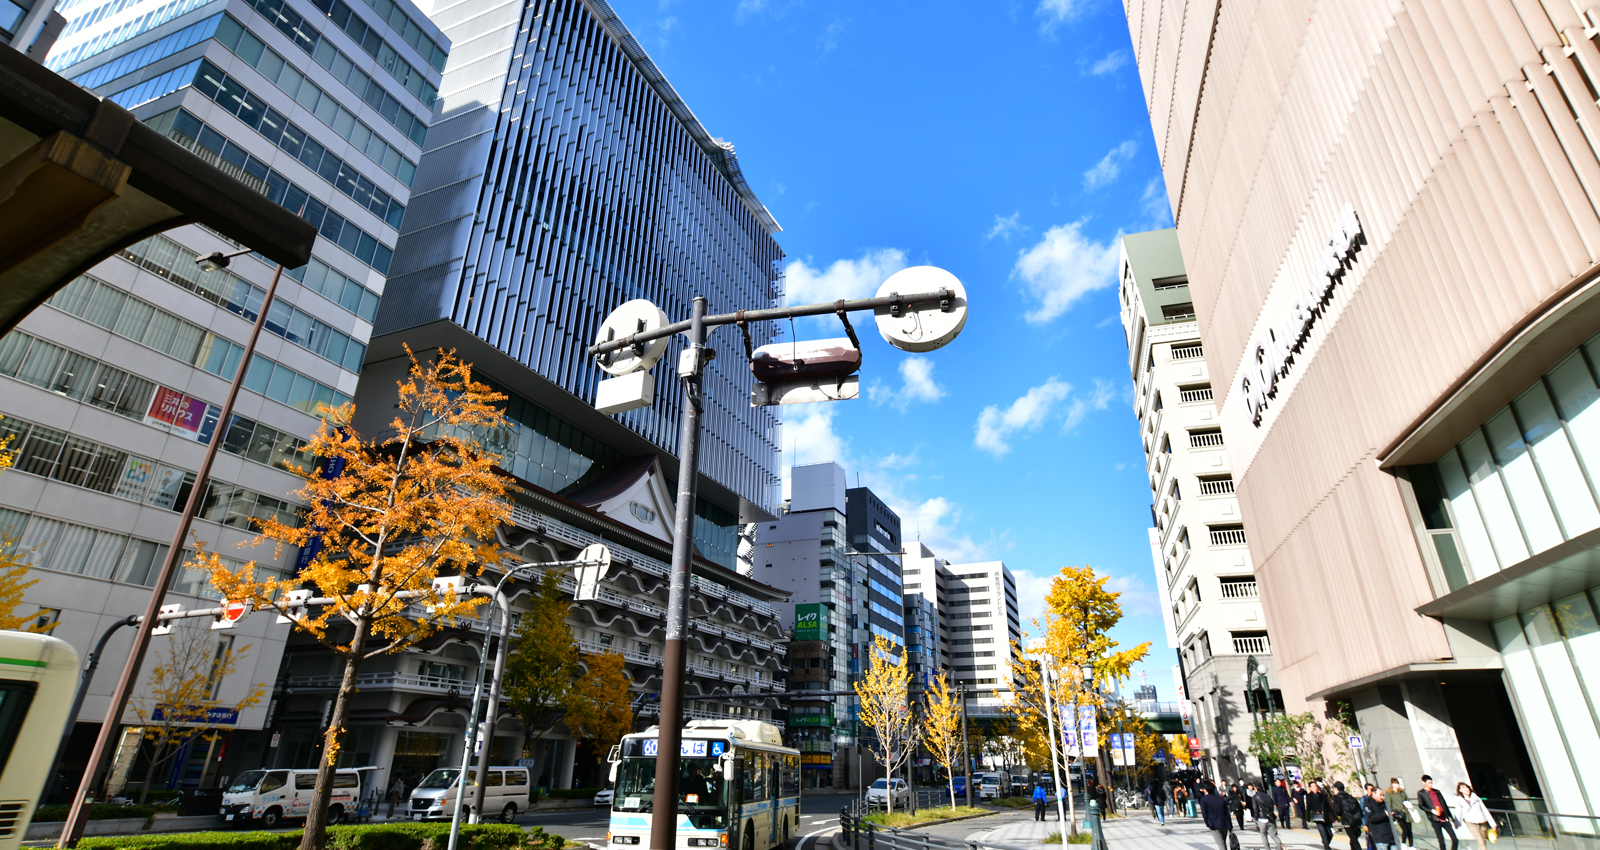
[502, 793, 864, 848]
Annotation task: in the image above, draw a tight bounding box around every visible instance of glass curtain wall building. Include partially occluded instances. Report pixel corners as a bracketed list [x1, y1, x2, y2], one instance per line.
[368, 0, 784, 547]
[14, 0, 445, 798]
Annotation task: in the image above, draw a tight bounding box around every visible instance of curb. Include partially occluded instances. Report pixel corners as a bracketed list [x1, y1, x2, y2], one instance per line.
[905, 811, 1001, 829]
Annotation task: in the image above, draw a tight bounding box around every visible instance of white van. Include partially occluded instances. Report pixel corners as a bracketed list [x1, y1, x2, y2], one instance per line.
[219, 768, 368, 827]
[977, 772, 1010, 801]
[409, 766, 531, 823]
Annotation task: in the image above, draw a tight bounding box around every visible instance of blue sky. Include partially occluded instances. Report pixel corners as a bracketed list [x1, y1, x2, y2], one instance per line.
[606, 0, 1177, 692]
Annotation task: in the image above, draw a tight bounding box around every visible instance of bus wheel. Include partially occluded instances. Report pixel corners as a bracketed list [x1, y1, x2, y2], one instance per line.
[744, 824, 755, 850]
[500, 803, 518, 823]
[261, 808, 283, 829]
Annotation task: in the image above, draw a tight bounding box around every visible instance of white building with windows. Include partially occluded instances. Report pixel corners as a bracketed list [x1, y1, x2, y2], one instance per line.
[1119, 228, 1278, 783]
[902, 552, 1019, 731]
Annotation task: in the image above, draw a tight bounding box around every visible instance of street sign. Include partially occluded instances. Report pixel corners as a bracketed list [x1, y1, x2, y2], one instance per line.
[594, 299, 671, 376]
[573, 543, 613, 601]
[212, 599, 248, 630]
[151, 603, 182, 636]
[1348, 735, 1364, 749]
[874, 267, 968, 352]
[270, 733, 280, 748]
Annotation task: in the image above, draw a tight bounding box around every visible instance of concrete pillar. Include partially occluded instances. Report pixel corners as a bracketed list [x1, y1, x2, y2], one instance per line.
[558, 738, 576, 790]
[372, 727, 399, 793]
[1400, 681, 1468, 783]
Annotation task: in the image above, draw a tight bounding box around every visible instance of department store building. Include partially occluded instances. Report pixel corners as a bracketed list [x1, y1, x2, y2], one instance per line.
[1127, 0, 1600, 818]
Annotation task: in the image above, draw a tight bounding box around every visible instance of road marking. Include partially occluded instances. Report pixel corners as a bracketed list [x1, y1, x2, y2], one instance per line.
[797, 825, 836, 850]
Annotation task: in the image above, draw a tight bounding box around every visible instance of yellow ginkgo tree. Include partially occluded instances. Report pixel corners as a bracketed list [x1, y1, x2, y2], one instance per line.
[854, 634, 917, 813]
[920, 670, 964, 808]
[197, 348, 510, 850]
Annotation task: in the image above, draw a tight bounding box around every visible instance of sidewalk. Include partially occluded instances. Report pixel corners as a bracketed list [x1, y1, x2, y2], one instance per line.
[1099, 813, 1336, 850]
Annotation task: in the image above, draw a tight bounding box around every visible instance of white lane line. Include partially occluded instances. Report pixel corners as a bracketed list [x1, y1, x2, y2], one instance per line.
[797, 825, 836, 850]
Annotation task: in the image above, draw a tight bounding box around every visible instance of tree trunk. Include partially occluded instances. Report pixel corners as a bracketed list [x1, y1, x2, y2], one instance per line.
[299, 620, 371, 850]
[948, 777, 955, 810]
[137, 741, 164, 806]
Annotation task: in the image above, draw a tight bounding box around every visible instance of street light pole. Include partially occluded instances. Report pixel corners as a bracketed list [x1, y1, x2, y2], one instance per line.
[587, 284, 966, 850]
[59, 250, 281, 849]
[959, 685, 971, 808]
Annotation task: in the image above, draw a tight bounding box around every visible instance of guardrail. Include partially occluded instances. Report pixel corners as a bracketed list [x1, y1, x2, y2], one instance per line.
[1405, 808, 1600, 850]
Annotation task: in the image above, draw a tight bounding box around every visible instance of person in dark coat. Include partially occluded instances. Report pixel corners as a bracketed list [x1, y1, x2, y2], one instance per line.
[1334, 782, 1364, 850]
[1148, 778, 1168, 825]
[1294, 781, 1309, 829]
[1273, 779, 1293, 826]
[1201, 782, 1234, 850]
[1363, 787, 1397, 850]
[1230, 784, 1248, 830]
[1250, 783, 1285, 850]
[1306, 781, 1335, 850]
[1418, 775, 1460, 850]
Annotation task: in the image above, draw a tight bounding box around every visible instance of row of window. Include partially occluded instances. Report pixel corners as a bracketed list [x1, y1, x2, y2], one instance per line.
[0, 414, 302, 531]
[120, 232, 366, 372]
[243, 0, 436, 120]
[0, 507, 286, 599]
[44, 277, 244, 378]
[185, 64, 406, 229]
[213, 14, 418, 184]
[50, 0, 218, 69]
[70, 11, 220, 90]
[283, 254, 379, 322]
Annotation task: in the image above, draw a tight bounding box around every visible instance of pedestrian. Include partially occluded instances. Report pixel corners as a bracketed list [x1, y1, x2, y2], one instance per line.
[1201, 782, 1234, 850]
[1363, 787, 1397, 850]
[1231, 783, 1248, 830]
[1307, 780, 1335, 850]
[1387, 778, 1413, 849]
[1149, 777, 1168, 825]
[1250, 782, 1285, 850]
[387, 774, 405, 818]
[1455, 783, 1492, 850]
[1365, 786, 1378, 850]
[1417, 775, 1460, 850]
[1294, 781, 1309, 829]
[1273, 778, 1292, 826]
[1033, 781, 1047, 822]
[1175, 782, 1190, 818]
[1334, 781, 1363, 850]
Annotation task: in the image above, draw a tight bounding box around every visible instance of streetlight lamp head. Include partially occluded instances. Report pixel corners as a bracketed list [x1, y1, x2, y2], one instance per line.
[1081, 664, 1093, 683]
[196, 252, 231, 273]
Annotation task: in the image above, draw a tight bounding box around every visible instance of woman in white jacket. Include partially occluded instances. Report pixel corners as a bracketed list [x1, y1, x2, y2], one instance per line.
[1454, 783, 1493, 850]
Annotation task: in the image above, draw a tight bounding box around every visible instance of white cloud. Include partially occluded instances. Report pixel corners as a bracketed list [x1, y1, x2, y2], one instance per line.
[735, 0, 767, 22]
[1012, 221, 1121, 323]
[1141, 176, 1173, 227]
[1083, 140, 1137, 191]
[1063, 378, 1118, 431]
[1010, 567, 1058, 635]
[867, 357, 947, 411]
[784, 248, 907, 304]
[819, 17, 847, 54]
[1036, 0, 1085, 35]
[781, 405, 846, 471]
[974, 378, 1073, 456]
[986, 211, 1024, 243]
[1106, 574, 1161, 620]
[1086, 50, 1127, 75]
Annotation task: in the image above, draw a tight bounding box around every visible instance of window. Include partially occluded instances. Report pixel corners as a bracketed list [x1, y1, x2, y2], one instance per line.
[637, 642, 652, 657]
[598, 633, 613, 646]
[630, 502, 656, 523]
[1153, 275, 1188, 290]
[1162, 302, 1196, 320]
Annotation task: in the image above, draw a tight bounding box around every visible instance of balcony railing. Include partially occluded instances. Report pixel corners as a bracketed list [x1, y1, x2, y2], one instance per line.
[1210, 527, 1248, 546]
[1219, 580, 1259, 599]
[1199, 478, 1235, 495]
[1232, 634, 1270, 654]
[1180, 387, 1214, 403]
[1189, 432, 1225, 448]
[283, 671, 474, 695]
[1171, 344, 1204, 361]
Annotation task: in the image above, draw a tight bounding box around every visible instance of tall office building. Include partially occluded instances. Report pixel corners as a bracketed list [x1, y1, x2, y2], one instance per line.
[365, 0, 785, 560]
[1, 0, 446, 796]
[1125, 0, 1600, 803]
[1118, 228, 1276, 782]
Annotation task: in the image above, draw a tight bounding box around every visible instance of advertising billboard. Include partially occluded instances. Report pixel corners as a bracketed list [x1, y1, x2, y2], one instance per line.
[795, 604, 829, 641]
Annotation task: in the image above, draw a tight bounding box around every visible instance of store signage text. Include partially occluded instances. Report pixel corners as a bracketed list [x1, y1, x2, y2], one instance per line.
[1241, 204, 1366, 426]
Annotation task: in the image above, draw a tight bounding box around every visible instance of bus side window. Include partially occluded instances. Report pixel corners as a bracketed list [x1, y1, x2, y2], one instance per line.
[781, 756, 798, 797]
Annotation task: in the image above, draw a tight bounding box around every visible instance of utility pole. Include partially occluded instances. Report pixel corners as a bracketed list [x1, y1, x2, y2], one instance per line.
[959, 685, 971, 807]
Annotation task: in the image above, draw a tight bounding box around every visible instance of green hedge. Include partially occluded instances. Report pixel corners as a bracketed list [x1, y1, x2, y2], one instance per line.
[77, 823, 565, 850]
[32, 804, 157, 823]
[543, 788, 600, 800]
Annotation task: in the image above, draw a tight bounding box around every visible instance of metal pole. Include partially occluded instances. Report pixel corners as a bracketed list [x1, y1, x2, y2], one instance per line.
[59, 263, 287, 849]
[43, 616, 138, 805]
[447, 591, 497, 850]
[1039, 655, 1067, 829]
[959, 687, 970, 807]
[471, 587, 515, 820]
[649, 296, 707, 850]
[1068, 676, 1079, 833]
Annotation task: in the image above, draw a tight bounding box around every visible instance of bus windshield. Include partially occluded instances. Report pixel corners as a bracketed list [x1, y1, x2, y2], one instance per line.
[615, 758, 725, 813]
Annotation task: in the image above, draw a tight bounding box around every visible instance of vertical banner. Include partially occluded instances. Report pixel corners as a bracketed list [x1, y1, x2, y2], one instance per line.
[294, 451, 347, 572]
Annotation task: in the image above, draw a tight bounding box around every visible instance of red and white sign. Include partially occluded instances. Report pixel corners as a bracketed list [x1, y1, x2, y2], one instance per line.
[212, 599, 249, 630]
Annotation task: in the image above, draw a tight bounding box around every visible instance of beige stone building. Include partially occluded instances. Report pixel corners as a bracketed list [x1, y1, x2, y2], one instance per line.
[1126, 0, 1600, 811]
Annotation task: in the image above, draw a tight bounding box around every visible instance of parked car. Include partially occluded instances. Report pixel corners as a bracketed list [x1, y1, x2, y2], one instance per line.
[866, 778, 911, 809]
[408, 766, 531, 823]
[594, 788, 614, 807]
[220, 767, 371, 827]
[950, 775, 968, 798]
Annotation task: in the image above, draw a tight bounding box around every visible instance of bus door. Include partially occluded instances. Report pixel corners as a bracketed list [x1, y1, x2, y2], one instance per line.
[766, 754, 779, 846]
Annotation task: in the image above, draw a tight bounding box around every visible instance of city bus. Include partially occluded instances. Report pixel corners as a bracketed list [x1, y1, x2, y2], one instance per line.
[0, 632, 80, 849]
[607, 719, 799, 850]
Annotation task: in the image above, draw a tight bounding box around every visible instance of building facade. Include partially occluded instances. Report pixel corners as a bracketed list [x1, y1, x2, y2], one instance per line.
[1124, 0, 1600, 808]
[3, 0, 445, 797]
[1119, 228, 1277, 783]
[370, 0, 785, 554]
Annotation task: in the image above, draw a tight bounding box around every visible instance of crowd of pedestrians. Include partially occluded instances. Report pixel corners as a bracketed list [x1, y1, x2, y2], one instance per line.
[1143, 771, 1496, 850]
